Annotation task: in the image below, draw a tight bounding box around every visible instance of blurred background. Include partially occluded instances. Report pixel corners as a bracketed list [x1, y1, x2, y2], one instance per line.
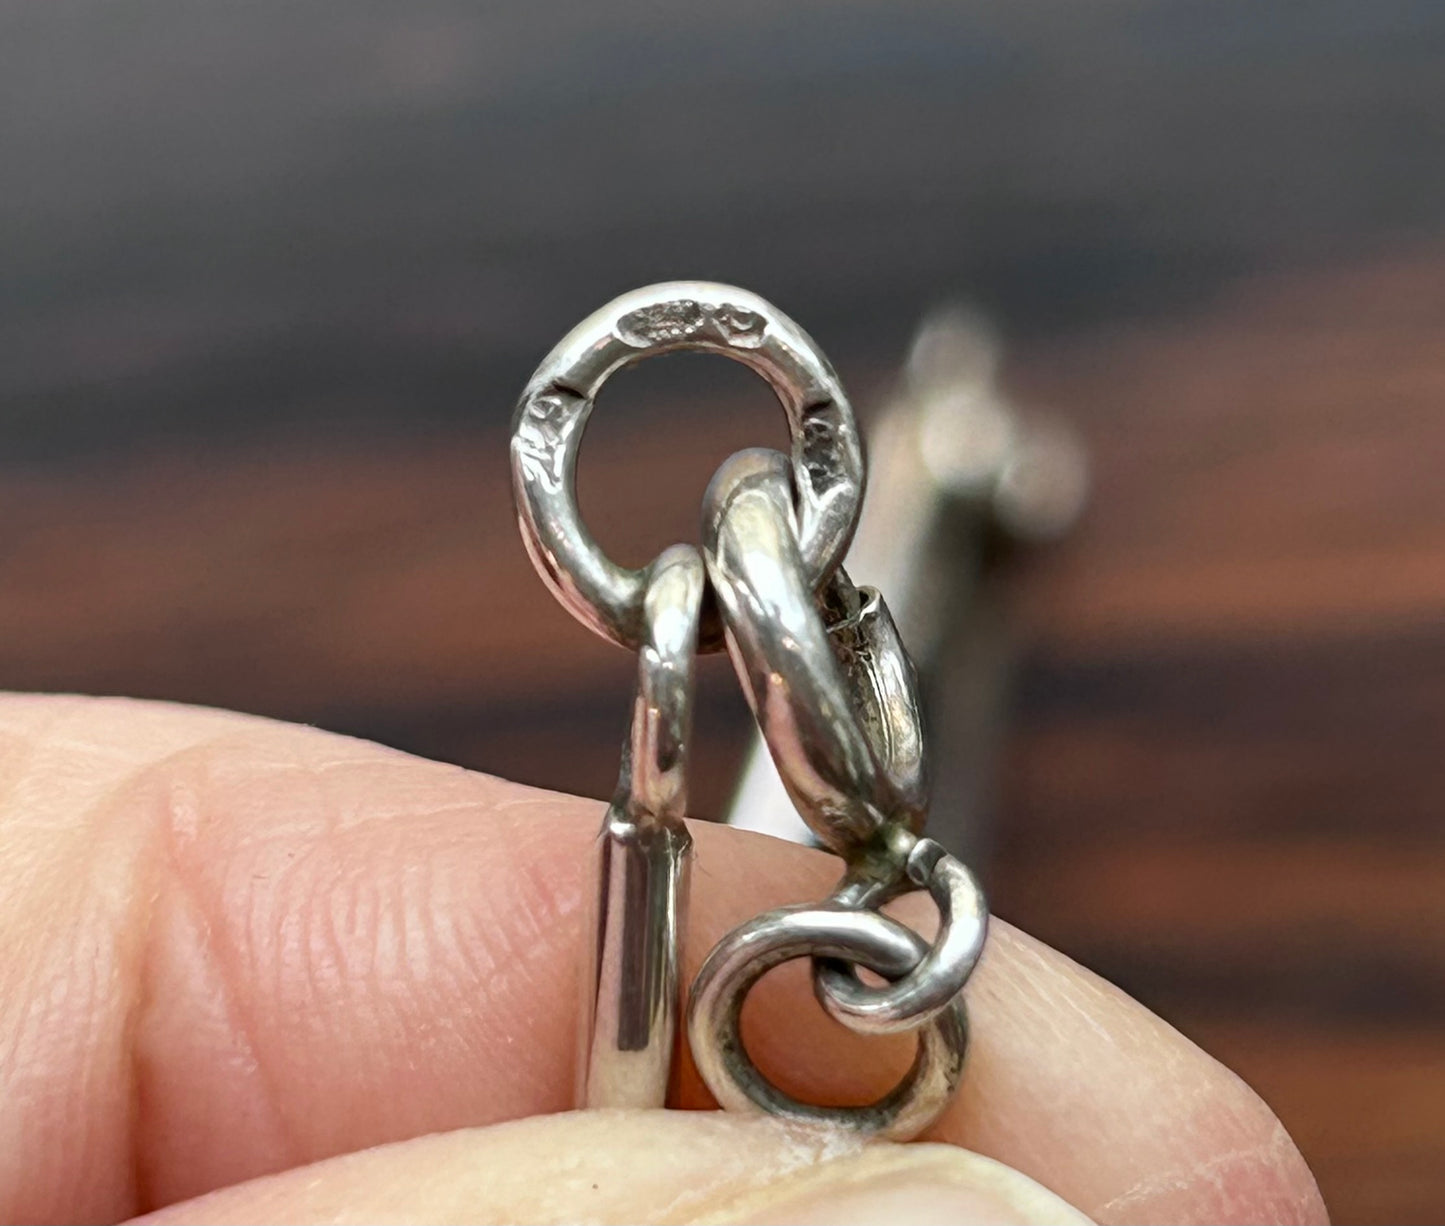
[3, 3, 1444, 1221]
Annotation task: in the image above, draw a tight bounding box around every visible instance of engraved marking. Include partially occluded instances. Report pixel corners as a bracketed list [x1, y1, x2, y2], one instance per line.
[618, 299, 768, 350]
[617, 300, 707, 348]
[799, 411, 843, 490]
[515, 391, 575, 493]
[712, 304, 765, 347]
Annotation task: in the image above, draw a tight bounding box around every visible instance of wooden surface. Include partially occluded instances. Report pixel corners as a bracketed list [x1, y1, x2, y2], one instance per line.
[996, 250, 1445, 1225]
[4, 4, 1445, 1222]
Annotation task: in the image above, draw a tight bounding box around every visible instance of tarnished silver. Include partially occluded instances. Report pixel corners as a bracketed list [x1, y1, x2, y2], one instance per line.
[578, 543, 701, 1107]
[693, 446, 986, 1138]
[513, 282, 988, 1139]
[687, 900, 968, 1140]
[511, 281, 865, 652]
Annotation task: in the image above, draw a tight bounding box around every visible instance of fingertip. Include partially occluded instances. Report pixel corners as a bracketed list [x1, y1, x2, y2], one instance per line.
[0, 695, 1324, 1224]
[956, 925, 1327, 1224]
[128, 1112, 1094, 1226]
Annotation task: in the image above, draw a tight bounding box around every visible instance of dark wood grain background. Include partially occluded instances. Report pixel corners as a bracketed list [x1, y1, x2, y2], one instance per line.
[4, 4, 1445, 1222]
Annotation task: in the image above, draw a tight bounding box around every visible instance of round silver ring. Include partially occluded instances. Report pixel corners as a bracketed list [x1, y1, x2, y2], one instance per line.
[814, 839, 988, 1035]
[511, 282, 865, 652]
[702, 448, 926, 855]
[686, 902, 968, 1141]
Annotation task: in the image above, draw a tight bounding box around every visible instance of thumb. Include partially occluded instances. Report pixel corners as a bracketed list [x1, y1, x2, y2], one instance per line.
[131, 1110, 1092, 1225]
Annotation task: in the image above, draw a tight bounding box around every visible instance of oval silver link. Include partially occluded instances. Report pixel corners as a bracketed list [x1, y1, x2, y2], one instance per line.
[702, 448, 924, 855]
[814, 837, 988, 1035]
[511, 282, 865, 652]
[579, 543, 702, 1108]
[686, 902, 968, 1140]
[625, 543, 705, 823]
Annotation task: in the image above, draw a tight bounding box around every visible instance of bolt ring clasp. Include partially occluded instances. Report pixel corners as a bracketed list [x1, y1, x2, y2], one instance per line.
[511, 281, 866, 653]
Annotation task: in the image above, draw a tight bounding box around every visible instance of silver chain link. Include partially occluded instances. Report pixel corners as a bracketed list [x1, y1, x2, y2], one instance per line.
[511, 281, 988, 1139]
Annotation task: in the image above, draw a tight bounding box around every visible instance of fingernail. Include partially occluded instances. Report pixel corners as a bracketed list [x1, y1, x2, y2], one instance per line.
[702, 1143, 1093, 1226]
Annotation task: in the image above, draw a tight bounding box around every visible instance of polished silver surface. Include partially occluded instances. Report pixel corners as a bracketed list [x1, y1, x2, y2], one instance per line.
[511, 281, 865, 652]
[702, 448, 923, 856]
[514, 284, 988, 1139]
[578, 544, 702, 1107]
[814, 837, 987, 1035]
[685, 899, 968, 1140]
[724, 307, 1088, 856]
[696, 444, 984, 1138]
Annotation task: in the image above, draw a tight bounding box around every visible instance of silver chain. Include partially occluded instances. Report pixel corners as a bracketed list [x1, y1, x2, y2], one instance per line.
[511, 281, 987, 1139]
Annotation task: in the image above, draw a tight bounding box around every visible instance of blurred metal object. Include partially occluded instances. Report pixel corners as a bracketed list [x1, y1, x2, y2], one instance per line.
[690, 446, 984, 1139]
[511, 281, 865, 654]
[725, 307, 1088, 858]
[577, 544, 701, 1108]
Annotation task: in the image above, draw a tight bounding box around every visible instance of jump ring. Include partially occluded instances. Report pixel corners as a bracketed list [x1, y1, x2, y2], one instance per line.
[686, 902, 968, 1141]
[814, 838, 988, 1035]
[511, 282, 865, 652]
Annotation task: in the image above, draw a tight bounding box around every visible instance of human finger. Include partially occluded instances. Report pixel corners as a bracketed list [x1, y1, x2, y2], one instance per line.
[0, 694, 1323, 1223]
[133, 1111, 1093, 1226]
